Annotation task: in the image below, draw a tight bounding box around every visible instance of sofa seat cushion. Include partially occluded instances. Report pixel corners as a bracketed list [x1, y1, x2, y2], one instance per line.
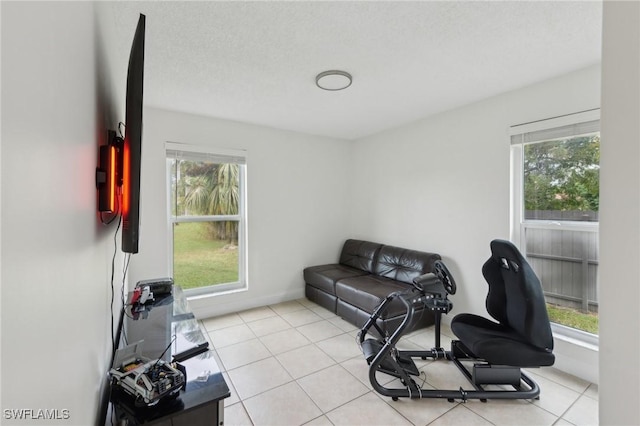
[335, 275, 413, 319]
[303, 264, 369, 295]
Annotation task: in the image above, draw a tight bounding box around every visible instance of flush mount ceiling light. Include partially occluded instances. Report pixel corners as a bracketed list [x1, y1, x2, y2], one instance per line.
[316, 70, 352, 91]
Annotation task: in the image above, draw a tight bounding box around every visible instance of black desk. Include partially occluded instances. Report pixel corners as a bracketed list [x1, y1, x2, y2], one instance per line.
[110, 286, 229, 425]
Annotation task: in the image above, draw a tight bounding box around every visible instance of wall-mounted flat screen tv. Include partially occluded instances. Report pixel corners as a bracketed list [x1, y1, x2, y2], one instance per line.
[122, 14, 145, 254]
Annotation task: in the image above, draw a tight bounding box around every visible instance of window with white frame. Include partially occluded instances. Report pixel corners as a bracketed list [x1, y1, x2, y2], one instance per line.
[510, 110, 600, 340]
[166, 143, 247, 296]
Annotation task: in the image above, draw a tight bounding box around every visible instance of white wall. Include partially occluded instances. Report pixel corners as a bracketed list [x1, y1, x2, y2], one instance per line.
[1, 2, 124, 425]
[129, 108, 352, 318]
[599, 1, 640, 424]
[350, 65, 601, 383]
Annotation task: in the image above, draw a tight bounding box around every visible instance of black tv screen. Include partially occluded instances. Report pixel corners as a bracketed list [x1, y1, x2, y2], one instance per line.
[122, 14, 145, 254]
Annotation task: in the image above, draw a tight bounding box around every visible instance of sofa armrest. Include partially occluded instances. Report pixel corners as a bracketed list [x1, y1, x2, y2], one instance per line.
[413, 273, 447, 297]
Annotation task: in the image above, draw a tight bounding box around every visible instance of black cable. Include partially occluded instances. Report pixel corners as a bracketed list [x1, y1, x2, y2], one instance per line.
[121, 253, 131, 307]
[120, 253, 133, 345]
[149, 335, 177, 375]
[110, 212, 122, 356]
[108, 248, 132, 426]
[156, 335, 177, 362]
[100, 193, 120, 225]
[108, 206, 122, 426]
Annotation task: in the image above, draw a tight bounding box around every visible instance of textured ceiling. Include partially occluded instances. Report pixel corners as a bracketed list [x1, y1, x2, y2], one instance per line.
[100, 1, 603, 140]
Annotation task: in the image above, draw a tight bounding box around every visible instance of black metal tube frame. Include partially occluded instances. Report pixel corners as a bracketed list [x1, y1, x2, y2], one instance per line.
[358, 289, 542, 401]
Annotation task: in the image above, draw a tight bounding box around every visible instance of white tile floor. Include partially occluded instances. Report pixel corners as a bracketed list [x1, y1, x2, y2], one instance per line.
[200, 299, 598, 426]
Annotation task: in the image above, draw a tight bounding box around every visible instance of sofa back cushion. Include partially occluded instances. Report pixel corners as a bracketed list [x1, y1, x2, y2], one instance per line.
[374, 245, 441, 285]
[339, 239, 383, 273]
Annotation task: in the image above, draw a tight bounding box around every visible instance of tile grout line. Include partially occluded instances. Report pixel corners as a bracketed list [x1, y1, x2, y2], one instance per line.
[425, 403, 494, 426]
[551, 382, 597, 426]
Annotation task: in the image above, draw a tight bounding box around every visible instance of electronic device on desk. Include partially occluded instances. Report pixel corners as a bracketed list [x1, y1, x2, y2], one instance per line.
[129, 278, 174, 320]
[137, 277, 173, 296]
[110, 341, 184, 407]
[131, 278, 173, 305]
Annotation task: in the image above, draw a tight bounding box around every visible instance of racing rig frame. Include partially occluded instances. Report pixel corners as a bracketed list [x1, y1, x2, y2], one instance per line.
[357, 258, 548, 402]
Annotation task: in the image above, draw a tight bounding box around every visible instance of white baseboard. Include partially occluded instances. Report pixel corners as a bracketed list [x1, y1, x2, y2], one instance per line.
[552, 335, 599, 384]
[189, 287, 306, 320]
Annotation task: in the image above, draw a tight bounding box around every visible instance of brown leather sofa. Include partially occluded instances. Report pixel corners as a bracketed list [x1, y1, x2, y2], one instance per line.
[304, 239, 441, 337]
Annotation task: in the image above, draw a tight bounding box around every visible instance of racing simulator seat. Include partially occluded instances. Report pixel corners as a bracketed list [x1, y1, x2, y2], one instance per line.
[358, 239, 555, 402]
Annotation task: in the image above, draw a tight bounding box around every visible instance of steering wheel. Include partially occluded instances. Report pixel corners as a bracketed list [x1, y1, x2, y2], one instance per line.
[433, 260, 457, 295]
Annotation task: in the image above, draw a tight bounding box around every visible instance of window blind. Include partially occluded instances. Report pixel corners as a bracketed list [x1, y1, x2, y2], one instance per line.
[511, 119, 600, 145]
[166, 142, 246, 165]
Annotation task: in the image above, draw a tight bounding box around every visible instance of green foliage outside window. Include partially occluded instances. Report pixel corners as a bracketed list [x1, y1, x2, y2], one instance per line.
[173, 222, 239, 289]
[169, 158, 242, 289]
[172, 160, 240, 243]
[524, 135, 600, 217]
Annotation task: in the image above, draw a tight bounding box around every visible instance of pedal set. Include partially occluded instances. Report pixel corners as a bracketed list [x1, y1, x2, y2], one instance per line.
[362, 338, 420, 378]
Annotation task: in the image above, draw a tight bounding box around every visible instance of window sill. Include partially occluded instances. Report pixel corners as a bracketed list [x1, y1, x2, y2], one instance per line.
[551, 323, 599, 352]
[185, 284, 248, 301]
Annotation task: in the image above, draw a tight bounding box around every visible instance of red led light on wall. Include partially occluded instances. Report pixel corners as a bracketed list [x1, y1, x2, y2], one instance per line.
[97, 144, 117, 213]
[121, 141, 130, 215]
[108, 145, 116, 210]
